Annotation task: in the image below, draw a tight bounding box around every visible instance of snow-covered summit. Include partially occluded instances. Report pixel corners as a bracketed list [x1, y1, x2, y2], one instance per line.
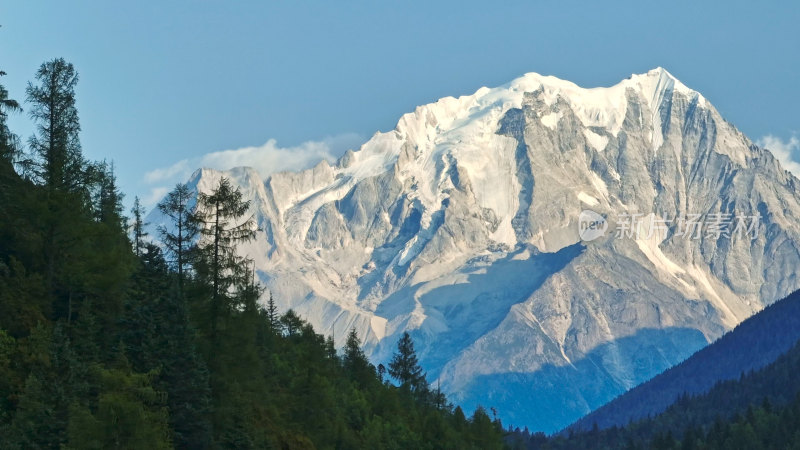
[339, 68, 707, 191]
[391, 67, 703, 145]
[155, 68, 800, 432]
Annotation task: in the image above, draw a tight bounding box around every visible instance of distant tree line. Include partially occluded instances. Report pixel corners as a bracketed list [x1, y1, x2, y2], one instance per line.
[505, 292, 800, 450]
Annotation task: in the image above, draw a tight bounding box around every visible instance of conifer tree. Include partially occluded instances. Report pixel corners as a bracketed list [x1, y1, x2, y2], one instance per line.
[344, 328, 365, 363]
[9, 324, 88, 448]
[280, 310, 304, 338]
[122, 242, 212, 448]
[377, 363, 386, 383]
[22, 58, 91, 303]
[468, 406, 504, 450]
[266, 291, 280, 331]
[23, 58, 85, 192]
[0, 57, 512, 450]
[0, 69, 21, 165]
[65, 363, 172, 449]
[91, 160, 125, 228]
[157, 182, 198, 295]
[344, 327, 373, 387]
[389, 332, 428, 394]
[191, 177, 255, 345]
[130, 196, 148, 257]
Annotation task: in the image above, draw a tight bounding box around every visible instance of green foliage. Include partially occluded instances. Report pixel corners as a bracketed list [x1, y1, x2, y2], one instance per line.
[130, 196, 148, 257]
[90, 160, 125, 228]
[515, 331, 800, 449]
[5, 324, 88, 449]
[0, 68, 21, 165]
[0, 257, 48, 337]
[0, 57, 509, 449]
[22, 58, 85, 192]
[572, 287, 800, 434]
[344, 327, 375, 388]
[157, 182, 198, 294]
[65, 364, 171, 450]
[389, 331, 428, 394]
[121, 243, 213, 448]
[191, 176, 256, 349]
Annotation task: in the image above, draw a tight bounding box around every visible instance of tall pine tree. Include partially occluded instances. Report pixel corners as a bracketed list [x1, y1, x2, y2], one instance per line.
[157, 182, 198, 296]
[130, 196, 148, 257]
[191, 177, 255, 345]
[389, 332, 428, 395]
[22, 58, 85, 193]
[0, 69, 21, 165]
[21, 59, 90, 317]
[344, 327, 374, 388]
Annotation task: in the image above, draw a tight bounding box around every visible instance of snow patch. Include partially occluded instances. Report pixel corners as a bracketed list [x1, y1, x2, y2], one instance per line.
[684, 264, 739, 327]
[589, 172, 609, 201]
[540, 112, 561, 130]
[635, 236, 685, 278]
[371, 316, 388, 340]
[583, 129, 609, 151]
[577, 191, 600, 207]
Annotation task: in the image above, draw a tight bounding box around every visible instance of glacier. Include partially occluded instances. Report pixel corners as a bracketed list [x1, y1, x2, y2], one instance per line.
[149, 67, 800, 432]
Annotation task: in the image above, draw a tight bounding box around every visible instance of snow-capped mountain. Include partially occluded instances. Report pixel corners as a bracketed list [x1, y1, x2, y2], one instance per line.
[154, 68, 800, 432]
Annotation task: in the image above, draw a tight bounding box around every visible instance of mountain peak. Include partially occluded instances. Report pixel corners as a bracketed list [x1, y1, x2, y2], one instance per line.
[630, 66, 704, 109]
[386, 68, 708, 166]
[644, 66, 675, 78]
[159, 66, 799, 433]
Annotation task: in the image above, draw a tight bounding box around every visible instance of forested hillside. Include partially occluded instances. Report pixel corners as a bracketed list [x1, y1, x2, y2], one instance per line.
[506, 292, 800, 449]
[570, 288, 800, 432]
[511, 390, 800, 450]
[0, 59, 507, 449]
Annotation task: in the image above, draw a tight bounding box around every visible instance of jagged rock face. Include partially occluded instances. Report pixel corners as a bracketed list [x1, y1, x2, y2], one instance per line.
[153, 68, 800, 432]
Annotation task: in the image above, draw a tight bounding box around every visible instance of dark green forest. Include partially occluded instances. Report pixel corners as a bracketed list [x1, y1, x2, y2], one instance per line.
[0, 59, 507, 448]
[510, 391, 800, 450]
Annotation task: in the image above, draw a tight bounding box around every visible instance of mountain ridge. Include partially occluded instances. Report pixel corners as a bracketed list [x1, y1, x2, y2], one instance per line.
[567, 288, 800, 433]
[150, 67, 800, 432]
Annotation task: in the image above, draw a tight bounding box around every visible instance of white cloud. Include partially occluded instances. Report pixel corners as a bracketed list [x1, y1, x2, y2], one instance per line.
[757, 134, 800, 177]
[142, 186, 170, 209]
[143, 160, 191, 184]
[141, 133, 364, 207]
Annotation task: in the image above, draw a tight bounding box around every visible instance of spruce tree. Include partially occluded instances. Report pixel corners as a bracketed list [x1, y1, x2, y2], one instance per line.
[21, 58, 92, 309]
[377, 363, 386, 383]
[191, 177, 255, 346]
[9, 324, 87, 448]
[157, 182, 198, 295]
[280, 310, 304, 338]
[344, 328, 365, 363]
[0, 69, 21, 165]
[344, 327, 373, 387]
[91, 160, 125, 228]
[123, 242, 212, 448]
[65, 364, 172, 449]
[0, 57, 512, 450]
[23, 58, 85, 192]
[266, 291, 280, 331]
[388, 332, 427, 394]
[130, 196, 148, 257]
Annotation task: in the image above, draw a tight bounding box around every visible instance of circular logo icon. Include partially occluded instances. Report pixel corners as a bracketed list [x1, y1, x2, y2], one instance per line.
[579, 210, 607, 241]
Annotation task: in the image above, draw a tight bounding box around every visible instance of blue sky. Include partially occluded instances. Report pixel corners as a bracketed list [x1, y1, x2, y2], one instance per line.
[2, 1, 798, 208]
